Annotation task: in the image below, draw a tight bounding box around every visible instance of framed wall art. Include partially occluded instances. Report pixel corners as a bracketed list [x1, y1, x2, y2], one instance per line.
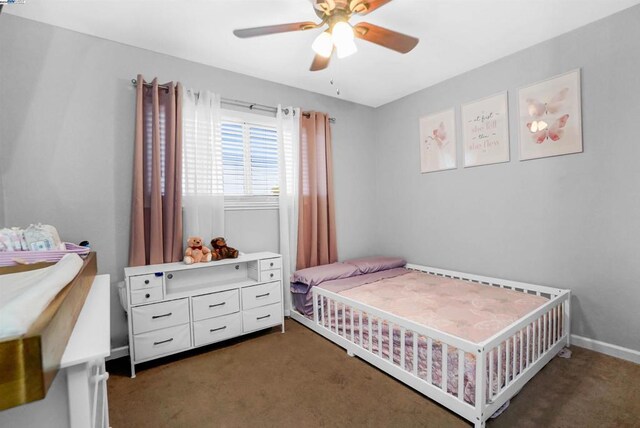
[462, 92, 510, 167]
[419, 108, 457, 173]
[518, 69, 583, 160]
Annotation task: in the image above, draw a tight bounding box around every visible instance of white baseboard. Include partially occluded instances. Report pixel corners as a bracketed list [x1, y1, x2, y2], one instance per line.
[107, 335, 637, 364]
[107, 345, 129, 361]
[571, 334, 640, 364]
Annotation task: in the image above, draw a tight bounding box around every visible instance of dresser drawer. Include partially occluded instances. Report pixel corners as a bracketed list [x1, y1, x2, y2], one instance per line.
[130, 286, 163, 305]
[130, 273, 164, 291]
[193, 312, 242, 347]
[242, 281, 281, 310]
[133, 323, 191, 362]
[192, 289, 240, 322]
[243, 303, 282, 333]
[259, 258, 282, 271]
[259, 269, 281, 283]
[132, 298, 189, 334]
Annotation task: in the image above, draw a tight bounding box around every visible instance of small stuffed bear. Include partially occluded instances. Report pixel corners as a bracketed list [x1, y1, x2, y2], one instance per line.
[184, 236, 214, 264]
[210, 237, 239, 260]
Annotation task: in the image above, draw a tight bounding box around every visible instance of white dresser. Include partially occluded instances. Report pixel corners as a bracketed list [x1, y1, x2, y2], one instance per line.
[124, 252, 284, 377]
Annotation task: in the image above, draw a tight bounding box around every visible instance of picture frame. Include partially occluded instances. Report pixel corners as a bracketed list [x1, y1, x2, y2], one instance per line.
[419, 108, 457, 173]
[518, 69, 583, 161]
[462, 92, 510, 167]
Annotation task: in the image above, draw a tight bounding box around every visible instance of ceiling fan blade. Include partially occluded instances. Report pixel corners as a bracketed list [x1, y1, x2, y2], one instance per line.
[350, 0, 393, 15]
[310, 51, 333, 71]
[353, 22, 419, 53]
[234, 21, 319, 38]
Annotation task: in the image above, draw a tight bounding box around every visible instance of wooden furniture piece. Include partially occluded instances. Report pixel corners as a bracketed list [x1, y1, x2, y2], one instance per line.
[0, 274, 111, 428]
[290, 263, 570, 428]
[124, 252, 284, 377]
[0, 252, 97, 411]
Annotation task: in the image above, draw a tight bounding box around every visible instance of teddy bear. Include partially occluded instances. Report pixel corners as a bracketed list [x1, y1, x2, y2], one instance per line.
[184, 236, 215, 264]
[210, 237, 239, 260]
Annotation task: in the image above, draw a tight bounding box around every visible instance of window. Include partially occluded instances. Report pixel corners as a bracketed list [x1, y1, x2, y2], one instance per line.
[220, 112, 280, 208]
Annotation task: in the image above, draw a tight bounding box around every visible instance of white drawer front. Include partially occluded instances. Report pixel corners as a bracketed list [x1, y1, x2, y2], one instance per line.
[133, 323, 191, 362]
[243, 303, 282, 333]
[259, 258, 282, 271]
[242, 281, 281, 310]
[130, 273, 163, 291]
[192, 289, 240, 322]
[130, 286, 163, 305]
[132, 298, 189, 334]
[193, 312, 242, 347]
[259, 269, 281, 283]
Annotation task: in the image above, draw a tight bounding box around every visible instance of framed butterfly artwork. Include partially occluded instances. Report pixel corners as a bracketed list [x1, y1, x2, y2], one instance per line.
[419, 108, 457, 173]
[462, 92, 510, 167]
[518, 69, 583, 161]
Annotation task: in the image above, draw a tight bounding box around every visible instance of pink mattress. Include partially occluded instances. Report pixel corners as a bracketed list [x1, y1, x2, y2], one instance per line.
[339, 270, 547, 343]
[317, 270, 556, 405]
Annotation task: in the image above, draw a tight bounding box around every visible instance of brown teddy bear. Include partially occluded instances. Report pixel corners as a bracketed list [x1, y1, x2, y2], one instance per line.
[210, 237, 239, 260]
[184, 236, 216, 264]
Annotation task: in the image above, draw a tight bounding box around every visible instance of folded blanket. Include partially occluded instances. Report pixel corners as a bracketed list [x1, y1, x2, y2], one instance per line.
[0, 253, 83, 339]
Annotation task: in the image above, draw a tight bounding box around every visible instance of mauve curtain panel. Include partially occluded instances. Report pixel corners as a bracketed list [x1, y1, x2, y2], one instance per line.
[296, 112, 338, 269]
[129, 75, 184, 266]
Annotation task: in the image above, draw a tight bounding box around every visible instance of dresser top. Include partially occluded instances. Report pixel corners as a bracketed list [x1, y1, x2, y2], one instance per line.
[124, 251, 281, 277]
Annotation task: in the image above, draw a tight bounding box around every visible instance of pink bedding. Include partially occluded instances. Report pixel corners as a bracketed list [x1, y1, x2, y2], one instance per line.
[315, 270, 555, 405]
[338, 270, 547, 343]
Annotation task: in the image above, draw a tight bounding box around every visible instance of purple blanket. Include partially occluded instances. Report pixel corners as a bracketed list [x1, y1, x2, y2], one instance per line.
[291, 267, 410, 316]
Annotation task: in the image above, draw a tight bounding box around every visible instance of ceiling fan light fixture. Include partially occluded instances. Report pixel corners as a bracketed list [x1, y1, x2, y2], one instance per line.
[331, 21, 354, 46]
[312, 31, 334, 57]
[336, 38, 358, 58]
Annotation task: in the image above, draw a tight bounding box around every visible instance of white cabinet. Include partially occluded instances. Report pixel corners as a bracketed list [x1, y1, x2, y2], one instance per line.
[124, 252, 284, 377]
[0, 275, 112, 428]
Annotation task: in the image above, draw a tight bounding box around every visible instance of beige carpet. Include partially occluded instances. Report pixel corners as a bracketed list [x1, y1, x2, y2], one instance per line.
[107, 319, 640, 427]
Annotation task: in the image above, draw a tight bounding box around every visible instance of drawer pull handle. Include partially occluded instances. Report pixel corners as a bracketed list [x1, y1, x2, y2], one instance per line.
[270, 273, 274, 278]
[257, 315, 271, 320]
[209, 302, 226, 308]
[256, 293, 270, 298]
[145, 293, 151, 298]
[153, 338, 173, 346]
[144, 279, 150, 284]
[167, 273, 174, 279]
[152, 312, 172, 319]
[210, 326, 227, 333]
[270, 262, 274, 267]
[235, 265, 239, 270]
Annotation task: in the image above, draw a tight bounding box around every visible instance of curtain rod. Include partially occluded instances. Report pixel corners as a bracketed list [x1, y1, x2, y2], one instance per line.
[131, 79, 336, 123]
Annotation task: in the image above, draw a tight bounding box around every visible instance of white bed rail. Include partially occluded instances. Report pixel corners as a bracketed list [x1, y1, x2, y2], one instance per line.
[303, 264, 570, 427]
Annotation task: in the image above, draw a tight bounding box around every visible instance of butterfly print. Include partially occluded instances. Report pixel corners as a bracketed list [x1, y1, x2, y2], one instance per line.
[526, 87, 568, 117]
[425, 121, 449, 149]
[527, 114, 570, 144]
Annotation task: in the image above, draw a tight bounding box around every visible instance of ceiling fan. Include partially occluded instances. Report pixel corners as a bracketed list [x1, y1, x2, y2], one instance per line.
[233, 0, 419, 71]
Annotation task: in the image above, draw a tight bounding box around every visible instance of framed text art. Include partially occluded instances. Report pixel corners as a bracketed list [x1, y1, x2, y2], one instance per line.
[462, 92, 510, 167]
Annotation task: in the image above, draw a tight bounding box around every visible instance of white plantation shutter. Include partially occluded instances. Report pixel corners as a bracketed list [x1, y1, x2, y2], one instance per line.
[220, 122, 245, 195]
[220, 113, 280, 207]
[249, 124, 279, 195]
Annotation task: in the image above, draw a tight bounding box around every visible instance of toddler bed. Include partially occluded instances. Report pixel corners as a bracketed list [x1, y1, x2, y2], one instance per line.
[289, 257, 570, 428]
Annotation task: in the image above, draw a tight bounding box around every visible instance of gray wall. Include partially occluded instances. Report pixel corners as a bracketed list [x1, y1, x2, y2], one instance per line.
[373, 6, 640, 351]
[0, 14, 378, 348]
[2, 6, 639, 354]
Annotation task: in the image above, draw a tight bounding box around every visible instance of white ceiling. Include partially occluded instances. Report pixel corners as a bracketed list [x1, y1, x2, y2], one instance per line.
[5, 0, 639, 107]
